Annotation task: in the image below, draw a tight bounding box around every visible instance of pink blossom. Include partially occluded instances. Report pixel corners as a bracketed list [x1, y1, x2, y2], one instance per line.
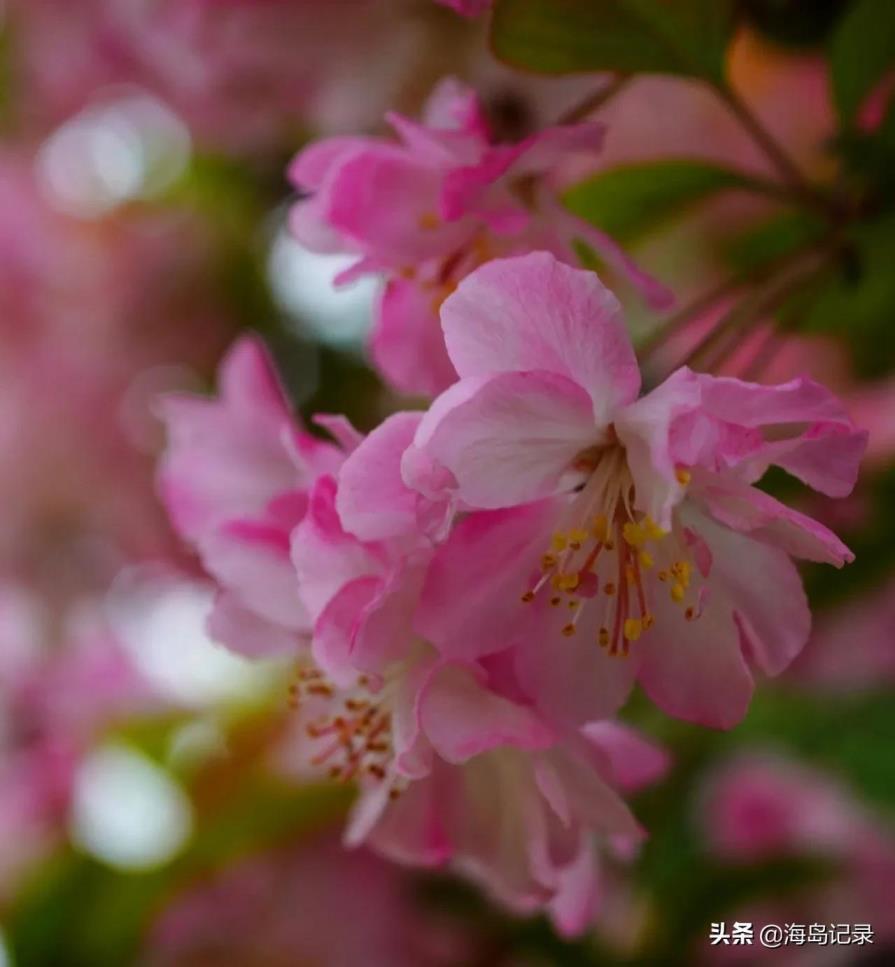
[788, 575, 895, 692]
[0, 585, 160, 893]
[700, 753, 895, 961]
[157, 336, 353, 658]
[147, 831, 474, 966]
[281, 412, 664, 933]
[288, 79, 671, 396]
[407, 252, 866, 729]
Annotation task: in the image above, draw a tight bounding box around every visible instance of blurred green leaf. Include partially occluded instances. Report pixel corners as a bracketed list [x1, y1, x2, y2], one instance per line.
[564, 159, 768, 244]
[797, 213, 895, 375]
[723, 210, 828, 274]
[490, 0, 734, 84]
[829, 0, 895, 123]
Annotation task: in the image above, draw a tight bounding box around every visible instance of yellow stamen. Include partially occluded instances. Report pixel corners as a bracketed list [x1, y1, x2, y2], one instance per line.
[623, 618, 643, 642]
[671, 583, 686, 603]
[675, 467, 692, 486]
[622, 521, 646, 547]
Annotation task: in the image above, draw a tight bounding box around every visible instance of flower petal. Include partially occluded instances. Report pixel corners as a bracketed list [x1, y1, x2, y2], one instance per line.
[416, 500, 560, 660]
[696, 474, 854, 567]
[325, 148, 473, 264]
[206, 592, 302, 659]
[682, 507, 810, 677]
[336, 411, 425, 542]
[291, 476, 386, 620]
[416, 370, 597, 509]
[419, 663, 554, 763]
[440, 252, 640, 419]
[637, 573, 755, 729]
[199, 520, 309, 632]
[371, 278, 458, 397]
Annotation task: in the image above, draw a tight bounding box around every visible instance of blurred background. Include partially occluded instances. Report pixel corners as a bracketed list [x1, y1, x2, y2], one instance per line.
[1, 1, 894, 964]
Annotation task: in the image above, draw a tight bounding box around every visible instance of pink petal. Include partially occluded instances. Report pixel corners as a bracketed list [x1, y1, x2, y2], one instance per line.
[614, 367, 703, 529]
[370, 279, 457, 398]
[312, 575, 381, 684]
[421, 77, 490, 137]
[311, 413, 364, 454]
[547, 838, 601, 939]
[325, 148, 473, 264]
[287, 136, 373, 192]
[206, 592, 303, 659]
[582, 722, 670, 793]
[683, 507, 810, 677]
[336, 412, 424, 542]
[156, 337, 303, 542]
[415, 370, 597, 509]
[637, 574, 755, 729]
[199, 520, 309, 632]
[291, 476, 387, 621]
[513, 618, 640, 729]
[415, 500, 561, 660]
[419, 663, 554, 763]
[538, 746, 642, 838]
[352, 561, 426, 673]
[556, 207, 675, 310]
[440, 252, 640, 421]
[696, 475, 854, 566]
[362, 772, 452, 865]
[695, 374, 867, 496]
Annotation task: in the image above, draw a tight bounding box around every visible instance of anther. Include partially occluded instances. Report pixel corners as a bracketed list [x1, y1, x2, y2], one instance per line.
[623, 618, 643, 642]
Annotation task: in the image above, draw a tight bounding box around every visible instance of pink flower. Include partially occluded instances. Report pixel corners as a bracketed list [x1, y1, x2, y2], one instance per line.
[288, 79, 670, 397]
[406, 252, 866, 729]
[147, 831, 474, 966]
[282, 412, 664, 933]
[700, 753, 895, 959]
[790, 575, 895, 692]
[0, 585, 161, 893]
[362, 718, 665, 937]
[157, 336, 356, 658]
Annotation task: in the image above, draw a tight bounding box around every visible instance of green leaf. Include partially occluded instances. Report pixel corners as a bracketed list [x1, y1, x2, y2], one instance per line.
[723, 210, 828, 274]
[830, 0, 895, 123]
[490, 0, 734, 84]
[798, 213, 895, 376]
[563, 159, 759, 243]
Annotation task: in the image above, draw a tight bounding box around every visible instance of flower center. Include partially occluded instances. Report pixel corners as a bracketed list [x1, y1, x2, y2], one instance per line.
[289, 667, 395, 786]
[521, 446, 705, 656]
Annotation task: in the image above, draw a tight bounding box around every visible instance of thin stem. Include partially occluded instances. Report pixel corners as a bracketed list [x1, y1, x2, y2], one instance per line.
[719, 83, 840, 220]
[683, 245, 838, 372]
[638, 274, 745, 360]
[559, 75, 630, 125]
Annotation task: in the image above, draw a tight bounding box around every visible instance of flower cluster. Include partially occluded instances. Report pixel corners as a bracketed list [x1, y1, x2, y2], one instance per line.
[288, 79, 671, 397]
[157, 79, 866, 934]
